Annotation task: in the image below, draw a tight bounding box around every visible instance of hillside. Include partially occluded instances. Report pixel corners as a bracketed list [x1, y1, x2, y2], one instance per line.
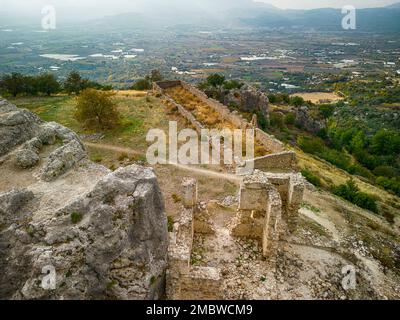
[4, 88, 400, 300]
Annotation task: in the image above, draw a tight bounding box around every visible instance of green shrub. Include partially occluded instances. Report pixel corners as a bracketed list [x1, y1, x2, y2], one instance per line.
[301, 169, 322, 187]
[297, 135, 325, 154]
[131, 79, 151, 91]
[75, 89, 120, 130]
[270, 112, 285, 129]
[71, 212, 83, 224]
[319, 104, 335, 119]
[172, 194, 181, 203]
[285, 113, 296, 125]
[333, 179, 378, 213]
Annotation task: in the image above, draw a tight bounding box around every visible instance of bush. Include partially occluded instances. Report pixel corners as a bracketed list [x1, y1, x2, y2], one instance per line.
[223, 80, 243, 90]
[319, 104, 335, 119]
[206, 74, 225, 87]
[376, 177, 400, 197]
[71, 212, 83, 224]
[301, 169, 322, 187]
[290, 96, 305, 107]
[333, 179, 378, 213]
[131, 79, 151, 91]
[285, 113, 296, 125]
[373, 166, 397, 178]
[297, 135, 325, 154]
[270, 112, 285, 129]
[74, 89, 120, 130]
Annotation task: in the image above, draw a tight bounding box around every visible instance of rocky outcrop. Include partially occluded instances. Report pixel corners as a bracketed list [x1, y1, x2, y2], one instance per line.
[222, 85, 270, 120]
[0, 98, 169, 300]
[294, 106, 326, 135]
[0, 99, 43, 157]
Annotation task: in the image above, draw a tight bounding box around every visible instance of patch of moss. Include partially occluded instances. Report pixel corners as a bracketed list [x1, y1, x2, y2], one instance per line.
[167, 216, 174, 232]
[172, 194, 182, 203]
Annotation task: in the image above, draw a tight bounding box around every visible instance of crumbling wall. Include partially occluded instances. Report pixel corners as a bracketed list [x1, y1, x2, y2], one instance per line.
[231, 171, 283, 258]
[166, 178, 221, 300]
[246, 151, 298, 173]
[264, 172, 305, 231]
[154, 81, 287, 155]
[231, 170, 304, 258]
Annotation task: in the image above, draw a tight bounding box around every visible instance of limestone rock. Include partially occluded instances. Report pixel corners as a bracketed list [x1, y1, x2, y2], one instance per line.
[15, 148, 40, 169]
[38, 124, 57, 145]
[0, 98, 43, 157]
[0, 165, 168, 300]
[294, 106, 326, 135]
[41, 140, 87, 181]
[0, 188, 34, 218]
[0, 98, 169, 300]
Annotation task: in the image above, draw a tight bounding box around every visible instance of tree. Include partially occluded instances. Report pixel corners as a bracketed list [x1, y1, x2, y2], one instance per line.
[64, 71, 85, 94]
[206, 74, 225, 88]
[36, 73, 60, 96]
[0, 73, 25, 97]
[223, 80, 242, 90]
[149, 69, 163, 82]
[290, 96, 305, 107]
[74, 89, 120, 130]
[370, 129, 400, 156]
[131, 79, 152, 91]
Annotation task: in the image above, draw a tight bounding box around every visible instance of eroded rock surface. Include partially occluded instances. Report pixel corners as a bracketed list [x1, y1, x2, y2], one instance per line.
[223, 85, 270, 119]
[0, 98, 169, 300]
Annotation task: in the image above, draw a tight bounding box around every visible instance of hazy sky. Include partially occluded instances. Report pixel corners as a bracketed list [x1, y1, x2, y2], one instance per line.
[0, 0, 398, 17]
[257, 0, 399, 9]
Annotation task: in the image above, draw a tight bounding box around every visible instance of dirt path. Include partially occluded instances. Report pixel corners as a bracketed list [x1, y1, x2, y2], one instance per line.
[85, 142, 242, 183]
[300, 207, 341, 242]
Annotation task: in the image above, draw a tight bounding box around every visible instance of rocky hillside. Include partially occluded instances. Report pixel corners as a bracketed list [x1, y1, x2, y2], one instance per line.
[0, 97, 168, 300]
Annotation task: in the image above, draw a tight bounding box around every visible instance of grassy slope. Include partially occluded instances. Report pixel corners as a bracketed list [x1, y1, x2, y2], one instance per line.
[10, 93, 399, 225]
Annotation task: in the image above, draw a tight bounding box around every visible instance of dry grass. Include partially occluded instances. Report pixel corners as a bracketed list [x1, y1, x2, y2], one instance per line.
[290, 92, 343, 104]
[165, 86, 270, 157]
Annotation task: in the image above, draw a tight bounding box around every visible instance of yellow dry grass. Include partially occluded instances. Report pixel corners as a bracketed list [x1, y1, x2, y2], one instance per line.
[164, 86, 270, 157]
[290, 92, 343, 104]
[115, 90, 148, 97]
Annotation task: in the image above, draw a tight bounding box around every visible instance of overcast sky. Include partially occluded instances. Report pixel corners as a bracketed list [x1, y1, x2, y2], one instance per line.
[257, 0, 398, 9]
[0, 0, 398, 17]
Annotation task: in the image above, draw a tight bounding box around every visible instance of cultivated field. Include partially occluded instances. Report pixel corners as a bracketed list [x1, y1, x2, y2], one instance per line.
[290, 92, 343, 104]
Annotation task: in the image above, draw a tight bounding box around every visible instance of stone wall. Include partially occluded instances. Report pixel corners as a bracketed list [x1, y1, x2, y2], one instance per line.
[231, 170, 305, 257]
[166, 178, 221, 300]
[246, 151, 298, 172]
[154, 81, 295, 172]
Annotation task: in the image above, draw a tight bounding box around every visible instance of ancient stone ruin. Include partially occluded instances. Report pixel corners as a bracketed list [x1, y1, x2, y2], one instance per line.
[0, 85, 306, 300]
[166, 170, 304, 300]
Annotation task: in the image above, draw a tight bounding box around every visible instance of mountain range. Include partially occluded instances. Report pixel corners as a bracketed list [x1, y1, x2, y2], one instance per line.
[1, 1, 399, 32]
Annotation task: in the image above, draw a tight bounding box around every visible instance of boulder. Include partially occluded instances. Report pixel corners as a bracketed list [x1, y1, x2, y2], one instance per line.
[0, 99, 43, 157]
[15, 148, 40, 169]
[41, 140, 87, 181]
[0, 97, 169, 300]
[0, 165, 169, 300]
